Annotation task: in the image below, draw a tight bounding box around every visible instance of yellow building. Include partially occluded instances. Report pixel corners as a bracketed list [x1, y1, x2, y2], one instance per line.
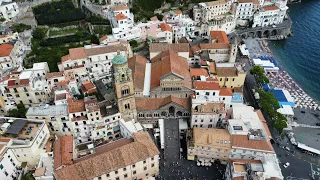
[215, 64, 246, 89]
[187, 128, 232, 164]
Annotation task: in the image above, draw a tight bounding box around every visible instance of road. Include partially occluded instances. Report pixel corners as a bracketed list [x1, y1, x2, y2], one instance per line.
[157, 118, 225, 180]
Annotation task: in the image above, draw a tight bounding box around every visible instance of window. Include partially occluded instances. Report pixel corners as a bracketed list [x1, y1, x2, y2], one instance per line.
[115, 170, 118, 174]
[107, 174, 110, 177]
[98, 177, 101, 180]
[132, 164, 135, 168]
[151, 157, 154, 161]
[16, 94, 20, 98]
[4, 171, 8, 176]
[124, 174, 128, 178]
[144, 166, 147, 170]
[133, 170, 136, 175]
[29, 100, 32, 103]
[205, 92, 210, 96]
[151, 163, 155, 167]
[0, 164, 3, 169]
[123, 167, 126, 171]
[232, 78, 235, 81]
[143, 160, 146, 164]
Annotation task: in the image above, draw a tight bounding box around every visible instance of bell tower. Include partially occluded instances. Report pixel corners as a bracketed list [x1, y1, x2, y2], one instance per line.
[229, 37, 238, 63]
[112, 53, 137, 121]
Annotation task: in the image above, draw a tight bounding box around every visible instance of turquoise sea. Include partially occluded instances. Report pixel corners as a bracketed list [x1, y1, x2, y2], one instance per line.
[269, 0, 320, 102]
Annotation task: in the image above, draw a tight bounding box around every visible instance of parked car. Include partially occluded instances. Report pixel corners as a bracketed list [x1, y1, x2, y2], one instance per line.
[301, 111, 306, 113]
[283, 162, 290, 168]
[316, 123, 320, 126]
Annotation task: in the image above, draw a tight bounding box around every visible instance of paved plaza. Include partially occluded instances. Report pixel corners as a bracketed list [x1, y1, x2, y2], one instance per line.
[157, 118, 225, 180]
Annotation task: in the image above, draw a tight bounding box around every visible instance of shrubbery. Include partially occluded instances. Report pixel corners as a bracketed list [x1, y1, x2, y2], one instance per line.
[40, 32, 91, 46]
[12, 23, 31, 32]
[33, 0, 85, 25]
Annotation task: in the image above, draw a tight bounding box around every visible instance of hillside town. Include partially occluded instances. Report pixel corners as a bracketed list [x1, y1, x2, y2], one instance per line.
[0, 0, 318, 179]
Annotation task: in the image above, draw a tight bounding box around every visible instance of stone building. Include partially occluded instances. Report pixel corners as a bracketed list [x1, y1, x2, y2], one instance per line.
[112, 53, 137, 121]
[127, 50, 193, 126]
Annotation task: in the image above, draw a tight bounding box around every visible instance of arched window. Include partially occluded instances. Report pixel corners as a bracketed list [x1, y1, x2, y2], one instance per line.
[121, 86, 130, 96]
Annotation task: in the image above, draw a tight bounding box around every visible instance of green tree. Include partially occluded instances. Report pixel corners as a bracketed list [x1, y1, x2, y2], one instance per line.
[32, 28, 47, 40]
[90, 35, 99, 44]
[256, 89, 279, 119]
[273, 113, 288, 132]
[155, 13, 164, 21]
[250, 65, 269, 85]
[21, 172, 35, 180]
[129, 40, 138, 48]
[7, 103, 27, 118]
[12, 23, 32, 33]
[0, 17, 6, 22]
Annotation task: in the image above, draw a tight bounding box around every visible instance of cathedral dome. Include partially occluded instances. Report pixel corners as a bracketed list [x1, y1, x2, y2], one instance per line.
[112, 54, 127, 65]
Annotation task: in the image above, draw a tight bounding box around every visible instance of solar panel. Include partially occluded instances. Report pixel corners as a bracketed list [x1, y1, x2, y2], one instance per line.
[6, 119, 28, 135]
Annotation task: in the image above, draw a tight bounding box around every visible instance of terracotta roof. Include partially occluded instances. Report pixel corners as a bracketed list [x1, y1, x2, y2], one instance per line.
[201, 60, 207, 66]
[193, 103, 225, 114]
[136, 96, 190, 111]
[233, 177, 245, 180]
[113, 5, 129, 11]
[69, 47, 86, 60]
[210, 31, 229, 44]
[238, 0, 253, 3]
[149, 43, 189, 52]
[252, 0, 259, 4]
[87, 105, 100, 113]
[193, 128, 231, 148]
[175, 10, 182, 15]
[191, 45, 201, 52]
[190, 68, 209, 78]
[0, 138, 11, 142]
[84, 44, 127, 56]
[209, 62, 216, 73]
[54, 136, 73, 170]
[216, 67, 237, 77]
[54, 132, 159, 180]
[46, 72, 64, 79]
[128, 56, 147, 91]
[193, 81, 220, 90]
[232, 135, 274, 152]
[150, 16, 158, 21]
[230, 158, 262, 164]
[159, 23, 173, 32]
[20, 79, 29, 85]
[68, 99, 85, 113]
[115, 13, 127, 21]
[55, 93, 67, 101]
[150, 50, 191, 90]
[206, 0, 227, 6]
[263, 6, 279, 11]
[219, 88, 233, 96]
[82, 81, 96, 94]
[61, 55, 70, 62]
[199, 43, 230, 50]
[0, 44, 13, 57]
[55, 81, 69, 86]
[255, 110, 272, 139]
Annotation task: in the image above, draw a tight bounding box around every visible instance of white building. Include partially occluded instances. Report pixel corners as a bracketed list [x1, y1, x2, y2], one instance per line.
[236, 0, 254, 20]
[119, 119, 143, 138]
[0, 0, 19, 21]
[252, 5, 288, 27]
[26, 104, 72, 136]
[34, 153, 54, 180]
[193, 0, 231, 23]
[0, 138, 21, 180]
[1, 119, 51, 168]
[191, 103, 227, 128]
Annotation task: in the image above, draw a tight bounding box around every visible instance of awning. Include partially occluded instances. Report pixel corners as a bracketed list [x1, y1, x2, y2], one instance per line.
[297, 143, 320, 155]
